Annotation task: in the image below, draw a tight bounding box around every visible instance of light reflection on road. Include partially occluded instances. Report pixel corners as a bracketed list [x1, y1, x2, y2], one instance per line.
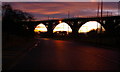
[52, 39, 120, 70]
[11, 38, 120, 70]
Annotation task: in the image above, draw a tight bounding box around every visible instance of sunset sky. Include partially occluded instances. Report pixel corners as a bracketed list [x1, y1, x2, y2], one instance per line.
[2, 1, 119, 20]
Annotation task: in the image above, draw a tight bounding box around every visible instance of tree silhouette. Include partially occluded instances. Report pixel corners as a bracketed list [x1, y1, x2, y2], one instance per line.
[87, 29, 98, 37]
[2, 4, 35, 35]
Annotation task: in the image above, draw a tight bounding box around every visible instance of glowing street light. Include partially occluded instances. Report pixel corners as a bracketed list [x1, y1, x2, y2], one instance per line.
[59, 20, 62, 23]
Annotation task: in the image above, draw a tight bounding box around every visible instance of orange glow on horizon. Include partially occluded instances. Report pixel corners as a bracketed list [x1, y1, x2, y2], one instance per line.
[53, 22, 72, 33]
[34, 21, 105, 34]
[34, 23, 47, 32]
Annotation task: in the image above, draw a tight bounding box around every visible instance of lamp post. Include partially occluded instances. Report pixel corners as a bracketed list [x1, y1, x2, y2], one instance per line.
[97, 1, 100, 17]
[48, 16, 49, 20]
[97, 1, 100, 33]
[118, 1, 120, 16]
[100, 0, 103, 33]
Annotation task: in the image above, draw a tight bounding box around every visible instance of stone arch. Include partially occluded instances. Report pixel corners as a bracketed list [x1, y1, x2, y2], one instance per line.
[34, 23, 48, 33]
[53, 22, 72, 33]
[78, 21, 105, 33]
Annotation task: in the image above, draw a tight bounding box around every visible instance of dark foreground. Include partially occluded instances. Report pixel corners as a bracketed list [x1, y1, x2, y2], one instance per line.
[3, 38, 120, 71]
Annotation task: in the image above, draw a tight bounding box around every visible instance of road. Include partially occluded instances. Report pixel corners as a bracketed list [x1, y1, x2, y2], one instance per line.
[9, 38, 120, 71]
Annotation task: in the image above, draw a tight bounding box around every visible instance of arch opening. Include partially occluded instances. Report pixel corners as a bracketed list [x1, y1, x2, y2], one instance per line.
[53, 22, 72, 35]
[78, 21, 105, 34]
[34, 23, 47, 34]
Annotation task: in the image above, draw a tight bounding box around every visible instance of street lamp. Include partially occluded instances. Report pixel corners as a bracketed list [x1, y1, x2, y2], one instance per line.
[59, 20, 62, 23]
[118, 1, 120, 16]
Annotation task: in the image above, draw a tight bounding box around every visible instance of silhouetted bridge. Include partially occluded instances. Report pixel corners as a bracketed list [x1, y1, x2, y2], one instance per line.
[22, 16, 120, 36]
